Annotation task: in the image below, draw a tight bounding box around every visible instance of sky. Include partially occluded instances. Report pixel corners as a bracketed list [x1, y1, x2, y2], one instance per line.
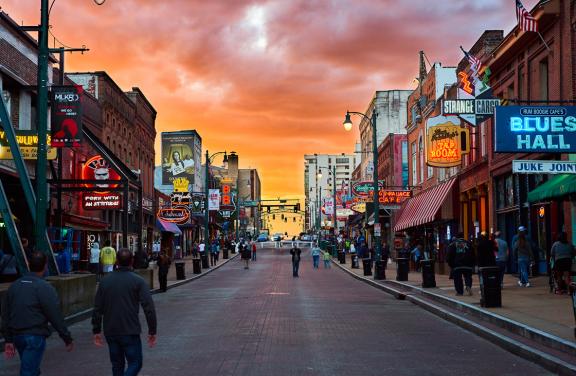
[2, 0, 540, 198]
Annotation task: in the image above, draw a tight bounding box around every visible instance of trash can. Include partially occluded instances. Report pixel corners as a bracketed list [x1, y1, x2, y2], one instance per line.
[338, 251, 346, 264]
[479, 266, 502, 308]
[192, 258, 201, 274]
[223, 248, 229, 259]
[569, 283, 576, 339]
[374, 260, 386, 280]
[396, 258, 409, 281]
[201, 253, 209, 269]
[175, 261, 186, 280]
[351, 254, 359, 269]
[420, 259, 436, 288]
[362, 258, 372, 276]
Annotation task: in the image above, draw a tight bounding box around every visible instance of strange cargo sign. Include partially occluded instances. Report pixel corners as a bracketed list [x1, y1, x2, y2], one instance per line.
[495, 106, 576, 153]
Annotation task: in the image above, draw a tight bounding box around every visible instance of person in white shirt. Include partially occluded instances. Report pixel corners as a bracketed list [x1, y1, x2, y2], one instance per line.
[89, 242, 100, 275]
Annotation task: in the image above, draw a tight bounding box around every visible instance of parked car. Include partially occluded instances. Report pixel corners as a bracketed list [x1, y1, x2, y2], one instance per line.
[272, 233, 284, 241]
[257, 233, 269, 242]
[300, 234, 312, 241]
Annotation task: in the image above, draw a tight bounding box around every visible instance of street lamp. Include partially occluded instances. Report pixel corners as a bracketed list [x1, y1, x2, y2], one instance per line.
[204, 150, 228, 268]
[343, 110, 384, 280]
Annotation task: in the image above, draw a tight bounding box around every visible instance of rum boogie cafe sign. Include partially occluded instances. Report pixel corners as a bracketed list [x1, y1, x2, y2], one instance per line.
[512, 160, 576, 174]
[495, 106, 576, 153]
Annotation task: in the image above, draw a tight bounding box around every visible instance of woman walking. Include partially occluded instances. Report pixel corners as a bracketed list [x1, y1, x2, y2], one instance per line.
[311, 243, 321, 269]
[323, 249, 331, 269]
[550, 232, 575, 293]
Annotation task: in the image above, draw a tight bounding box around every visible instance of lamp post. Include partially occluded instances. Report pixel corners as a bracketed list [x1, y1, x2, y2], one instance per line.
[343, 110, 384, 280]
[204, 150, 228, 268]
[33, 0, 105, 268]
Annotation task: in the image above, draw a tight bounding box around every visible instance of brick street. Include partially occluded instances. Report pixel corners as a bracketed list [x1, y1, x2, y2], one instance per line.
[0, 248, 551, 376]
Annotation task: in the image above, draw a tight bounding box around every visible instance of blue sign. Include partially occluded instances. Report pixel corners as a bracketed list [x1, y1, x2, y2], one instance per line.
[494, 106, 576, 153]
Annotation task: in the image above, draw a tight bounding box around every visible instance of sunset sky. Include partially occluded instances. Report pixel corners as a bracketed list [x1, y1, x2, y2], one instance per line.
[3, 0, 538, 198]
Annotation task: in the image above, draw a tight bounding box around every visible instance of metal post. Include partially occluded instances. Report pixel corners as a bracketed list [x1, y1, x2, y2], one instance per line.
[35, 0, 49, 254]
[204, 150, 210, 248]
[371, 110, 384, 280]
[122, 180, 129, 247]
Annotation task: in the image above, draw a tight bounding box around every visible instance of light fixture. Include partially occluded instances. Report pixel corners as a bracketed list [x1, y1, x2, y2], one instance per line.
[343, 111, 353, 131]
[317, 172, 322, 179]
[94, 0, 106, 5]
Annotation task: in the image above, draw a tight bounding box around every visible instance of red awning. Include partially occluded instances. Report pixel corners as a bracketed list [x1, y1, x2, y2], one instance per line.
[393, 178, 456, 232]
[63, 213, 109, 231]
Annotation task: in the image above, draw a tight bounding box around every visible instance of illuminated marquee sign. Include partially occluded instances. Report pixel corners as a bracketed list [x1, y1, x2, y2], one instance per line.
[351, 181, 385, 197]
[157, 207, 190, 224]
[426, 123, 470, 168]
[512, 160, 576, 174]
[495, 106, 576, 153]
[349, 190, 412, 205]
[0, 130, 57, 160]
[83, 193, 121, 210]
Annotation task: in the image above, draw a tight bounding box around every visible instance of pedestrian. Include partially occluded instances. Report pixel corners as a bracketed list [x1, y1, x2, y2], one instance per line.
[134, 248, 149, 270]
[550, 232, 575, 294]
[157, 249, 171, 292]
[322, 249, 331, 269]
[447, 234, 475, 296]
[251, 241, 257, 261]
[240, 241, 251, 269]
[100, 240, 117, 274]
[311, 242, 321, 269]
[89, 241, 101, 275]
[210, 240, 217, 266]
[21, 237, 33, 260]
[513, 230, 533, 287]
[290, 244, 302, 277]
[1, 252, 73, 375]
[382, 241, 390, 266]
[494, 231, 509, 288]
[92, 248, 157, 376]
[0, 251, 19, 283]
[411, 243, 423, 272]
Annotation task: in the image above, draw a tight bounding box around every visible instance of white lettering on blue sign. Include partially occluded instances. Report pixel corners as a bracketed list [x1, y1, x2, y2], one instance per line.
[512, 160, 576, 174]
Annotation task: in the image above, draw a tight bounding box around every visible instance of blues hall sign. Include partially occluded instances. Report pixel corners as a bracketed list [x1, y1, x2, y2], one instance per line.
[495, 106, 576, 153]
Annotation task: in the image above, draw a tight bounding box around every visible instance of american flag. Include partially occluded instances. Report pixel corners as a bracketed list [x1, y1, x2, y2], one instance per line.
[460, 46, 483, 75]
[516, 0, 538, 32]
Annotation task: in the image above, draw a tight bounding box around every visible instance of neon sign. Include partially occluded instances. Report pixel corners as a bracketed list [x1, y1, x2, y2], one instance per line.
[458, 72, 474, 95]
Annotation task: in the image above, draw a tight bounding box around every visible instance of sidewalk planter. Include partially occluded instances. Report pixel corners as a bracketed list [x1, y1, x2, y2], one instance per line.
[201, 253, 209, 269]
[362, 258, 372, 276]
[192, 258, 202, 274]
[338, 251, 346, 264]
[421, 260, 436, 288]
[175, 261, 186, 280]
[479, 266, 502, 308]
[374, 260, 386, 280]
[396, 258, 409, 281]
[223, 248, 229, 259]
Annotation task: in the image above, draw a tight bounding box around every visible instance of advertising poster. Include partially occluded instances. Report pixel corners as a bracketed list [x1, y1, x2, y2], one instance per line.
[51, 85, 83, 147]
[208, 189, 220, 211]
[161, 131, 198, 185]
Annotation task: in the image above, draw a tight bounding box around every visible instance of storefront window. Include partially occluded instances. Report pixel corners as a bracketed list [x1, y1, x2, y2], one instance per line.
[505, 175, 514, 207]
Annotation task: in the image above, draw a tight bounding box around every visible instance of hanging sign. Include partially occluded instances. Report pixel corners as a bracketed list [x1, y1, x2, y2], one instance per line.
[351, 181, 385, 197]
[512, 160, 576, 174]
[51, 85, 83, 147]
[443, 99, 500, 116]
[0, 130, 57, 160]
[220, 183, 234, 211]
[81, 155, 122, 209]
[426, 119, 470, 168]
[157, 207, 190, 224]
[83, 193, 121, 209]
[208, 189, 220, 211]
[323, 198, 334, 215]
[495, 106, 576, 153]
[351, 202, 366, 213]
[190, 194, 204, 213]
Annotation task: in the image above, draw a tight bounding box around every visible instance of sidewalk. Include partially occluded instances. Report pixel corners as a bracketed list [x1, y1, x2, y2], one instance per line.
[337, 256, 575, 342]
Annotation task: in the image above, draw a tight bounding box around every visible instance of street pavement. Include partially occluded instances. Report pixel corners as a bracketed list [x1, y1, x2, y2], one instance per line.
[0, 248, 551, 376]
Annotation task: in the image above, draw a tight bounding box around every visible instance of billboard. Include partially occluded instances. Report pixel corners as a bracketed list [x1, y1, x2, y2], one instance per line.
[51, 85, 83, 147]
[161, 131, 199, 185]
[494, 106, 576, 153]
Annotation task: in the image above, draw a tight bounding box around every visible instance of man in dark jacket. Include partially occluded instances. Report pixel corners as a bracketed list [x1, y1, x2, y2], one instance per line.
[92, 248, 157, 376]
[290, 245, 302, 277]
[447, 234, 475, 296]
[476, 232, 496, 268]
[1, 252, 73, 375]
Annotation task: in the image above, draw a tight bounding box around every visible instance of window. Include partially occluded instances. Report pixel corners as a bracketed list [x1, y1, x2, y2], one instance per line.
[506, 84, 514, 100]
[411, 142, 417, 186]
[518, 66, 525, 99]
[539, 59, 548, 101]
[328, 158, 332, 164]
[419, 135, 424, 183]
[336, 158, 349, 164]
[481, 122, 487, 158]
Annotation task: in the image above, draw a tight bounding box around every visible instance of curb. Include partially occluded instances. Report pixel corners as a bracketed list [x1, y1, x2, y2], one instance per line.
[0, 253, 240, 351]
[332, 260, 576, 375]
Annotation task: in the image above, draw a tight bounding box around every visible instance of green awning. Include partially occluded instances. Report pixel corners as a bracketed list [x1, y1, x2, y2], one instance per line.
[527, 174, 576, 202]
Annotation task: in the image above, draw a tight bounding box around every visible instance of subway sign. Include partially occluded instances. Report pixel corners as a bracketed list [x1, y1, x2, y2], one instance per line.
[495, 106, 576, 153]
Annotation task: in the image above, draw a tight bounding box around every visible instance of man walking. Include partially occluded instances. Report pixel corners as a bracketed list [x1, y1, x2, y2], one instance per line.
[92, 248, 157, 376]
[447, 234, 475, 296]
[1, 252, 74, 375]
[290, 244, 302, 277]
[100, 240, 116, 274]
[156, 249, 171, 293]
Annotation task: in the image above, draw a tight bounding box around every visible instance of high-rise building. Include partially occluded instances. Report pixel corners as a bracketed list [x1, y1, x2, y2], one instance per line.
[304, 153, 358, 231]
